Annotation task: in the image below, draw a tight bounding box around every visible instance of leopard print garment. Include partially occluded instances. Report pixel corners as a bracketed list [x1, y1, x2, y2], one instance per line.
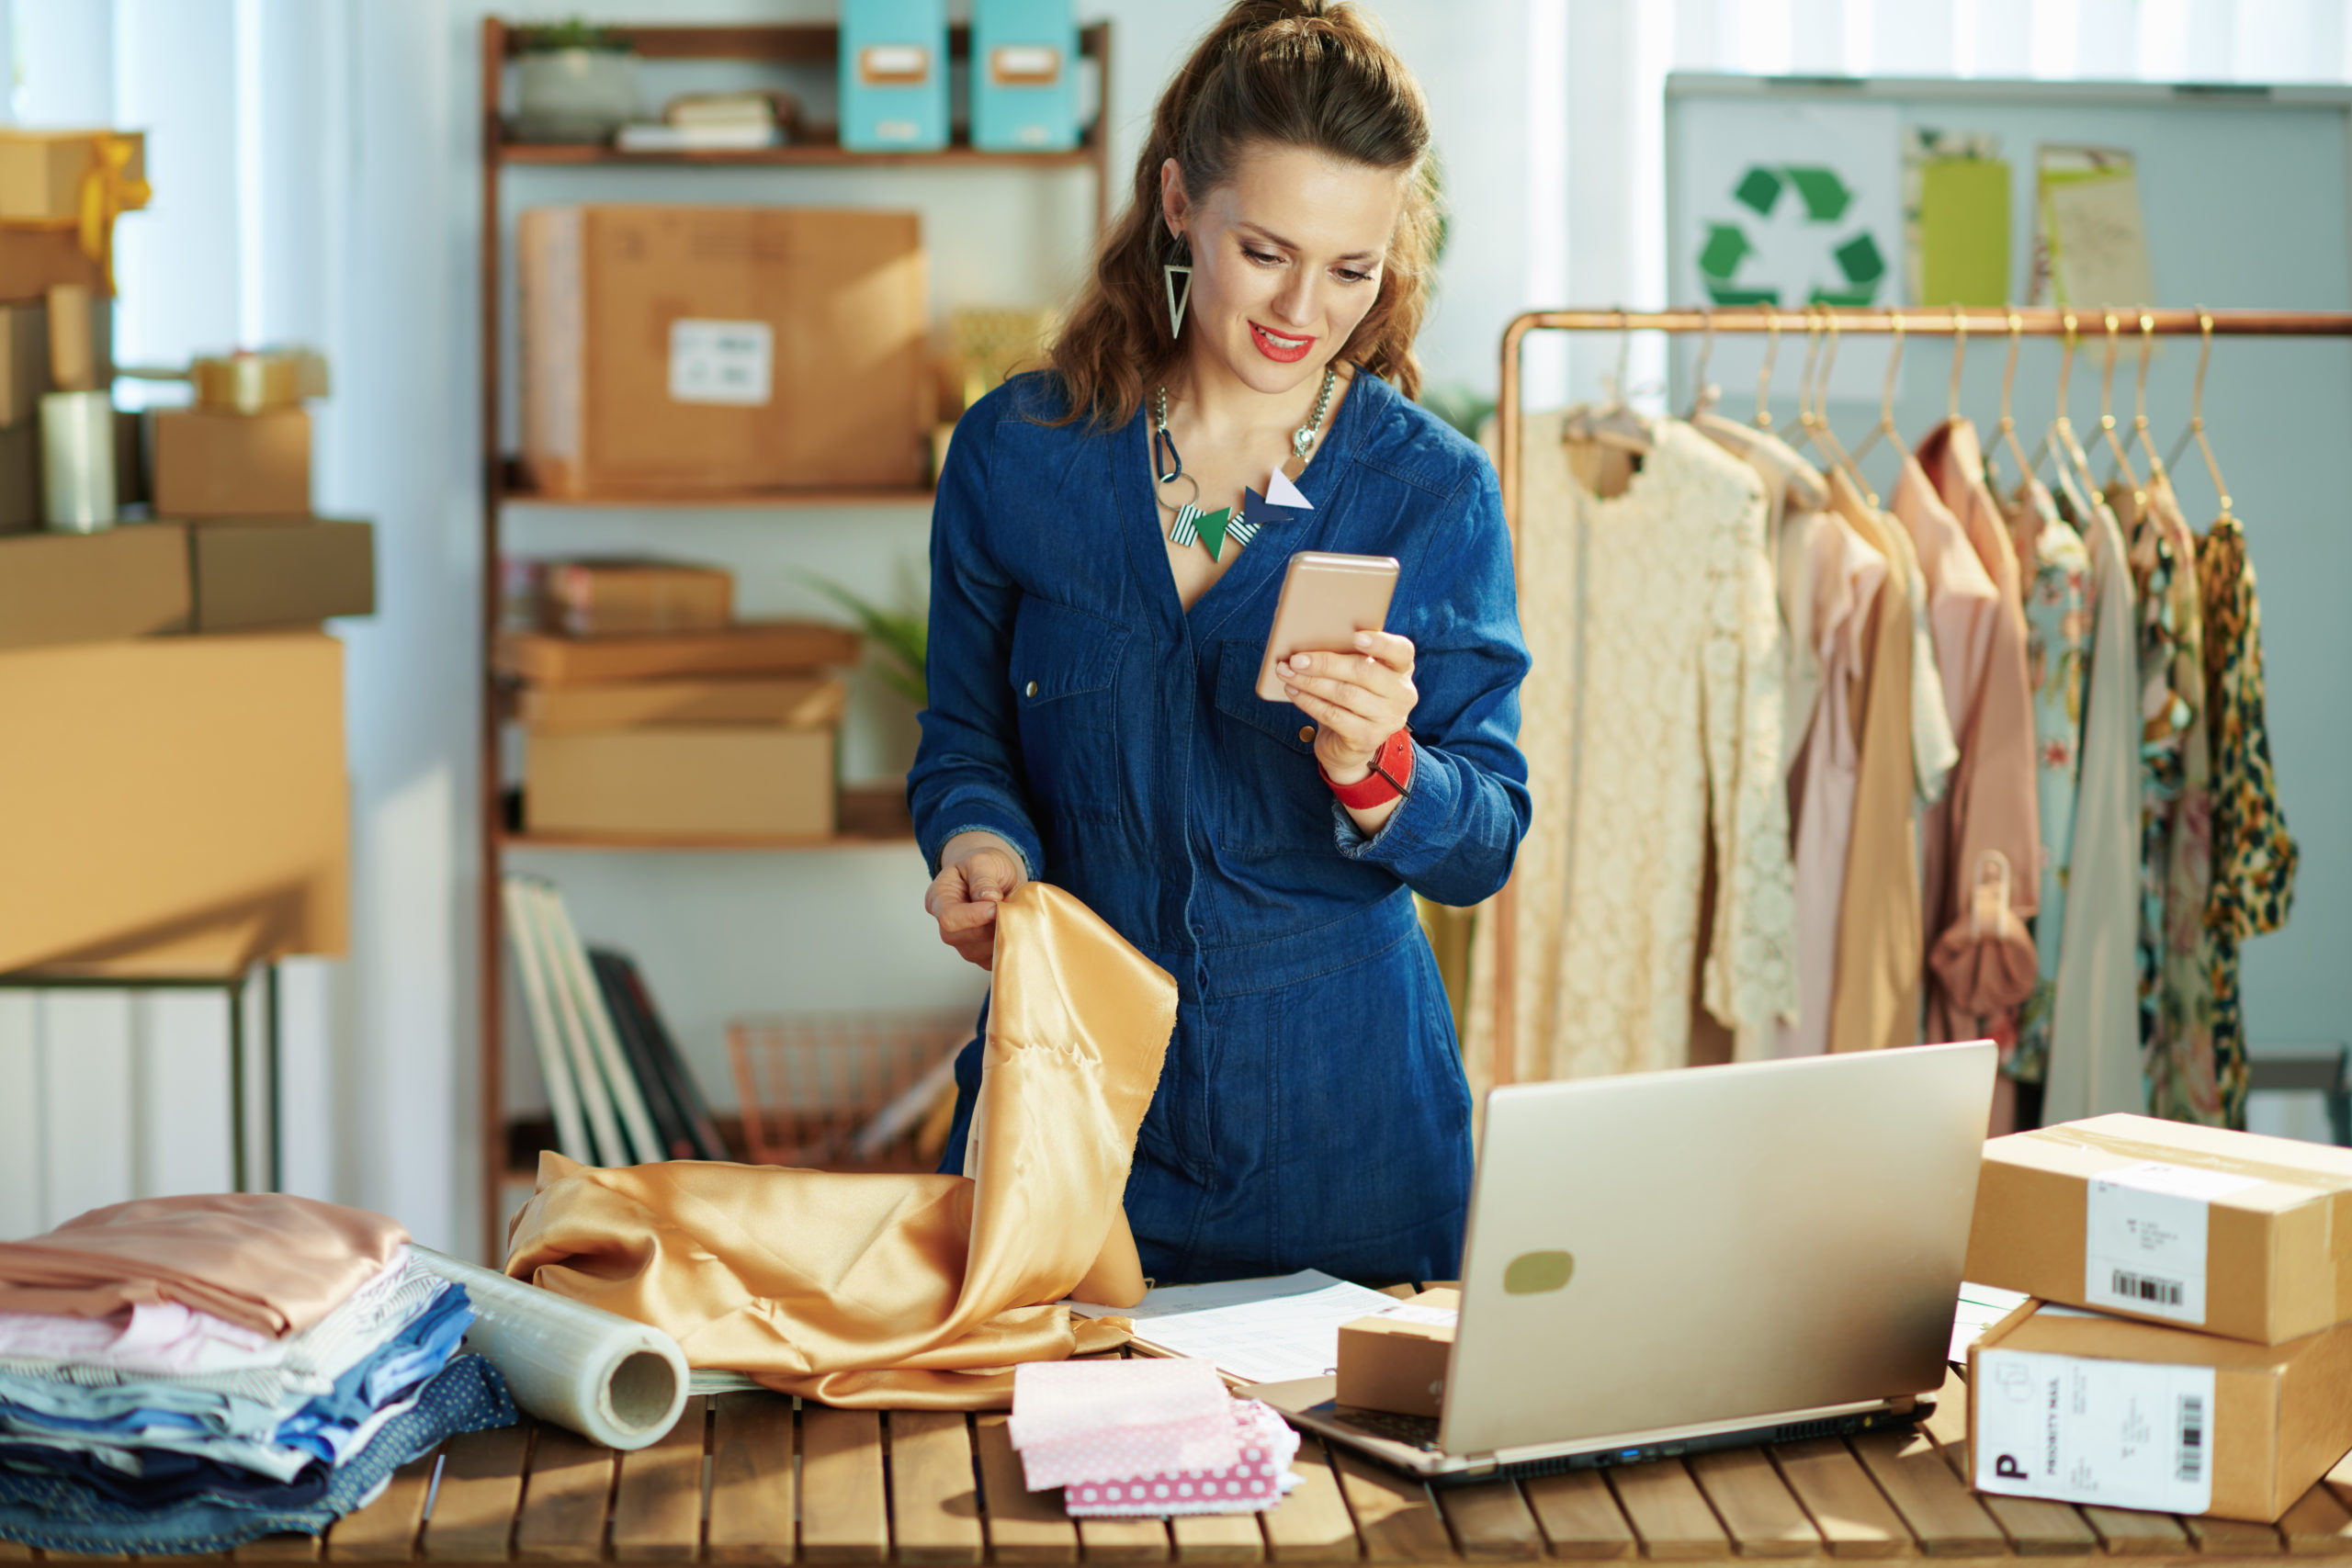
[2196, 514, 2298, 1128]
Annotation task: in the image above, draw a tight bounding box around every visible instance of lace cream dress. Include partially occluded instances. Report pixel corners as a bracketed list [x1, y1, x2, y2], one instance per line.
[1492, 414, 1796, 1081]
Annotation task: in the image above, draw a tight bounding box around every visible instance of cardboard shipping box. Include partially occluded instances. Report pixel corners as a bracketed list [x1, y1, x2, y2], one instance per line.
[0, 229, 108, 301]
[0, 130, 145, 223]
[518, 205, 929, 495]
[0, 525, 189, 649]
[495, 621, 861, 686]
[1965, 1114, 2352, 1346]
[518, 674, 845, 735]
[0, 631, 348, 976]
[1336, 1288, 1459, 1417]
[151, 407, 311, 517]
[541, 558, 733, 636]
[1969, 1301, 2352, 1523]
[526, 725, 839, 840]
[187, 517, 375, 631]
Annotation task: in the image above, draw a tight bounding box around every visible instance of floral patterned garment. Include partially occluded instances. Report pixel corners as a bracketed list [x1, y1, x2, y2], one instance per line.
[2198, 513, 2299, 1128]
[2003, 479, 2091, 1087]
[2139, 474, 2220, 1124]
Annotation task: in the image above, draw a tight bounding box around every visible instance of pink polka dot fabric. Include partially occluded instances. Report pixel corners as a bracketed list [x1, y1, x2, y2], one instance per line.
[1009, 1358, 1240, 1491]
[1060, 1399, 1301, 1517]
[1007, 1357, 1300, 1517]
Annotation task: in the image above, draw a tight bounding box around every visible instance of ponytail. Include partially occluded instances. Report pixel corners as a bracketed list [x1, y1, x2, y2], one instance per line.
[1047, 0, 1437, 430]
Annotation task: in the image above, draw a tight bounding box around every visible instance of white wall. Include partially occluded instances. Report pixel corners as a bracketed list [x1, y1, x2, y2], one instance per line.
[8, 0, 2352, 1259]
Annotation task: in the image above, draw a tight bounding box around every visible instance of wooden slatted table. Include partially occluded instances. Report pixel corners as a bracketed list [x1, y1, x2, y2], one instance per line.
[21, 1367, 2352, 1564]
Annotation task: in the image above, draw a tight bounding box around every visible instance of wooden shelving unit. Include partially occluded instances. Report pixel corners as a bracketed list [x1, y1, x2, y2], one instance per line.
[476, 17, 1111, 1254]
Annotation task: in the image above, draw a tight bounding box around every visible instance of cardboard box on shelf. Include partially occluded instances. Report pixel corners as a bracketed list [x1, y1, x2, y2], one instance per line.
[186, 517, 375, 631]
[526, 725, 837, 840]
[1964, 1114, 2352, 1347]
[0, 130, 145, 223]
[541, 558, 733, 637]
[1336, 1288, 1459, 1417]
[1969, 1300, 2352, 1524]
[495, 621, 861, 686]
[0, 229, 107, 301]
[0, 525, 189, 650]
[0, 630, 347, 976]
[151, 407, 310, 517]
[518, 204, 929, 496]
[518, 674, 846, 735]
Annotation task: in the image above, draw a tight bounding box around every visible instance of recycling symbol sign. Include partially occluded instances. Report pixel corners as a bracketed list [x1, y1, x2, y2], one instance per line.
[1697, 163, 1886, 308]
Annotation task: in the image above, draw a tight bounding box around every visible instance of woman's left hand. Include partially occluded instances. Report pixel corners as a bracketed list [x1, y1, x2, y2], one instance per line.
[1281, 630, 1418, 783]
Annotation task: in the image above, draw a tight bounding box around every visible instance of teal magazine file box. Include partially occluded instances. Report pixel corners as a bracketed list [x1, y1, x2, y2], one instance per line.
[840, 0, 949, 152]
[972, 0, 1079, 152]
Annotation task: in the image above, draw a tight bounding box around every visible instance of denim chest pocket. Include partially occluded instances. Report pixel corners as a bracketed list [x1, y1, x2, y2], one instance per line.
[1212, 640, 1340, 854]
[1011, 595, 1129, 822]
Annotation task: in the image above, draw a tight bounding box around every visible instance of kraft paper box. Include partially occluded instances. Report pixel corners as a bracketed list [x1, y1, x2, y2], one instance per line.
[519, 675, 847, 735]
[518, 205, 929, 495]
[0, 525, 189, 650]
[0, 229, 107, 300]
[186, 517, 375, 631]
[494, 621, 861, 686]
[0, 631, 348, 976]
[1969, 1301, 2352, 1524]
[0, 130, 145, 223]
[1964, 1114, 2352, 1346]
[525, 726, 838, 840]
[151, 407, 311, 516]
[541, 557, 733, 637]
[1336, 1288, 1459, 1417]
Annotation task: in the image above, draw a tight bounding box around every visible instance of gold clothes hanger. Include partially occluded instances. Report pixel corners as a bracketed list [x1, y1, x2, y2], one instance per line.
[2095, 310, 2144, 509]
[1847, 310, 1906, 470]
[1689, 304, 1718, 419]
[1754, 306, 1781, 430]
[1563, 306, 1653, 454]
[1947, 309, 1968, 425]
[1811, 312, 1880, 509]
[1996, 310, 2039, 488]
[1781, 307, 1825, 448]
[2163, 308, 2237, 524]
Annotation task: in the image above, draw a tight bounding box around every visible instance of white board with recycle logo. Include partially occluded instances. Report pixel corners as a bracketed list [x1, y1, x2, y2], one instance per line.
[1670, 95, 1903, 400]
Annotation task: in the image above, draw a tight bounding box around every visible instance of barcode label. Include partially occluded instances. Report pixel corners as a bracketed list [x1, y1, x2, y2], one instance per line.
[1975, 1348, 2215, 1514]
[2177, 1394, 2206, 1483]
[2111, 1269, 2186, 1307]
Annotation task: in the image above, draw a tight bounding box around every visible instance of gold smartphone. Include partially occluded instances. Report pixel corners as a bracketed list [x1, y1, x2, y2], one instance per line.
[1255, 551, 1401, 702]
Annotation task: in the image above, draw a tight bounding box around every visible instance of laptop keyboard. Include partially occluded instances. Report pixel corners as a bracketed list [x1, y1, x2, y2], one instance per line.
[1321, 1403, 1443, 1451]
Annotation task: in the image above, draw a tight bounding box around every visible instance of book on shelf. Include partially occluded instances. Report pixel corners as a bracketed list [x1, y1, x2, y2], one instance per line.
[504, 874, 730, 1167]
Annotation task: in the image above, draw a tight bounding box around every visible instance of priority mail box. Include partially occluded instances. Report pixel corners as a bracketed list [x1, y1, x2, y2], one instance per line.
[1969, 1301, 2352, 1524]
[1964, 1114, 2352, 1346]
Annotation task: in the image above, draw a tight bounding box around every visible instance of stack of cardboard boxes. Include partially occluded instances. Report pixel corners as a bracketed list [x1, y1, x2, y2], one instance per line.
[0, 127, 366, 977]
[1965, 1115, 2352, 1524]
[499, 559, 859, 840]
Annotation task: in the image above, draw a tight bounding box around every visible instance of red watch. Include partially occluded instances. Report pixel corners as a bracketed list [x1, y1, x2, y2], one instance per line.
[1321, 728, 1414, 809]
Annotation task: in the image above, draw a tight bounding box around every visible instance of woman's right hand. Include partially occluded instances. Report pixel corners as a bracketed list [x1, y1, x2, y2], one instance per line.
[923, 833, 1027, 969]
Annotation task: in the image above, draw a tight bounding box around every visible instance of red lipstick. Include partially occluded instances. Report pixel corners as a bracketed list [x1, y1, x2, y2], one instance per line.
[1250, 320, 1316, 364]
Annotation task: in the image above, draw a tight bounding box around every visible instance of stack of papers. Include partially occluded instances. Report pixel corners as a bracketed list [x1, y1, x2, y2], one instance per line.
[1951, 1281, 2030, 1360]
[1069, 1270, 1410, 1386]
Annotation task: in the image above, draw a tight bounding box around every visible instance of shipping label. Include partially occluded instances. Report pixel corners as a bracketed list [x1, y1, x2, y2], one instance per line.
[2083, 1161, 2259, 1324]
[669, 319, 774, 407]
[1974, 1348, 2216, 1515]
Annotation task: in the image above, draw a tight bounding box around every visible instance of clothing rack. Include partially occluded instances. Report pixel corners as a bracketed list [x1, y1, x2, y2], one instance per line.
[1487, 305, 2352, 1099]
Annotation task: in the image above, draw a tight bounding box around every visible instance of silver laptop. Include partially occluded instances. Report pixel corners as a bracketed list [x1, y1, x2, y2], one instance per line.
[1259, 1040, 1996, 1483]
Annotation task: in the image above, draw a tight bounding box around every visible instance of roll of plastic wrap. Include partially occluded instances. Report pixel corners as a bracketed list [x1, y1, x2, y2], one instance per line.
[413, 1247, 689, 1450]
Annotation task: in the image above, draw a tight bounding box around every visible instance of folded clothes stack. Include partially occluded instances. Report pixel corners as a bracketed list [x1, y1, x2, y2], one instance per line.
[0, 1193, 516, 1555]
[1010, 1359, 1298, 1518]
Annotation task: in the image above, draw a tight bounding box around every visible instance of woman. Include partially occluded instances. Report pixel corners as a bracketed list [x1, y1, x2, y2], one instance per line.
[908, 0, 1529, 1286]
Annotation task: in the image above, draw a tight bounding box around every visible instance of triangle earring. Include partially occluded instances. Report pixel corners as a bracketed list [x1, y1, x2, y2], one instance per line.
[1163, 262, 1193, 338]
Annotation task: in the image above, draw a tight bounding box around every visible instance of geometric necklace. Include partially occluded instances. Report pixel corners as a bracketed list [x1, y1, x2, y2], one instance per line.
[1152, 363, 1336, 561]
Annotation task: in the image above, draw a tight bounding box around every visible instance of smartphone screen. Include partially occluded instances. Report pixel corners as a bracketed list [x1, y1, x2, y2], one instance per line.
[1256, 552, 1401, 702]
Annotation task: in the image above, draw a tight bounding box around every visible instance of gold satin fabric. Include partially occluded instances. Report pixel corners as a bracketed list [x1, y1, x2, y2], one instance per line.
[503, 881, 1177, 1409]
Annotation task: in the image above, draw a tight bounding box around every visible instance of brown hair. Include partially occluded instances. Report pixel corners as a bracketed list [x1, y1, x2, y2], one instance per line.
[1048, 0, 1437, 429]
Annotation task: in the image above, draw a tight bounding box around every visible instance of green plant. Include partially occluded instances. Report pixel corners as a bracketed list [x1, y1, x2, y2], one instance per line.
[516, 18, 630, 52]
[1420, 382, 1495, 442]
[795, 572, 926, 708]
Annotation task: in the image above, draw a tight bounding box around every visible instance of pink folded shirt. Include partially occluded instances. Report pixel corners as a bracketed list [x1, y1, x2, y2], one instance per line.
[0, 1193, 409, 1338]
[1010, 1358, 1241, 1491]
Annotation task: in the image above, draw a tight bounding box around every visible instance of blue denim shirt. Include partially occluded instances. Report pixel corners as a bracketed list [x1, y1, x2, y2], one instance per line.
[910, 367, 1531, 954]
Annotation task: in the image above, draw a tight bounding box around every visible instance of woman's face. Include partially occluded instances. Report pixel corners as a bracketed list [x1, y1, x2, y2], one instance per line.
[1160, 141, 1405, 401]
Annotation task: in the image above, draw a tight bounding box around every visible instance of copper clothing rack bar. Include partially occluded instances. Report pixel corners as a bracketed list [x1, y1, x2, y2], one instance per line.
[1485, 305, 2352, 1098]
